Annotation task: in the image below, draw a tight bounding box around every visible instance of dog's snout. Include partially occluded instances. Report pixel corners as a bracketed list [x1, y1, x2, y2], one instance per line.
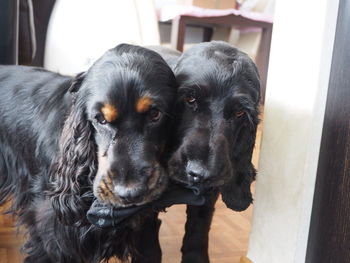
[114, 185, 145, 203]
[140, 165, 153, 178]
[186, 161, 208, 183]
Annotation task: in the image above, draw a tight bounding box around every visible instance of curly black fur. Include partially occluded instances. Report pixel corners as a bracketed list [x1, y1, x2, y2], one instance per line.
[0, 44, 176, 263]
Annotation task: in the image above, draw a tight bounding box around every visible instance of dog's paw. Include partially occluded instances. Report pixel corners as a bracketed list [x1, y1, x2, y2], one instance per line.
[182, 252, 210, 263]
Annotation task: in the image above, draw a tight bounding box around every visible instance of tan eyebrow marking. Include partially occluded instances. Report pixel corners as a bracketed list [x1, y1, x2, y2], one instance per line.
[101, 103, 118, 122]
[136, 97, 153, 113]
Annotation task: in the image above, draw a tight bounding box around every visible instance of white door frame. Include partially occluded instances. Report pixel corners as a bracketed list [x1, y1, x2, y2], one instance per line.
[247, 0, 340, 262]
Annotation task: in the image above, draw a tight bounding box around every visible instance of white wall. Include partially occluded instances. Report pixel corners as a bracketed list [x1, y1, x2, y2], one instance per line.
[45, 0, 160, 75]
[247, 0, 339, 262]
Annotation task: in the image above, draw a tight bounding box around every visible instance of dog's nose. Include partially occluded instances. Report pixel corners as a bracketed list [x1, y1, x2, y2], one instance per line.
[187, 170, 203, 182]
[186, 161, 208, 183]
[114, 185, 144, 203]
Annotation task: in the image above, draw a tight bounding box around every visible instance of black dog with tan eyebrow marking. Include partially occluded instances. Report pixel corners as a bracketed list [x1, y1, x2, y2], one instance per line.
[0, 44, 176, 263]
[167, 41, 260, 263]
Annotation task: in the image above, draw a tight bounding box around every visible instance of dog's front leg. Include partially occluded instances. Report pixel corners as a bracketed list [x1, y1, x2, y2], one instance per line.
[181, 190, 219, 263]
[131, 212, 162, 263]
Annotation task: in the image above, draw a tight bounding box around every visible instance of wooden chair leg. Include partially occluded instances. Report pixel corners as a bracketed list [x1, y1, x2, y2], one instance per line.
[202, 27, 213, 42]
[171, 16, 186, 52]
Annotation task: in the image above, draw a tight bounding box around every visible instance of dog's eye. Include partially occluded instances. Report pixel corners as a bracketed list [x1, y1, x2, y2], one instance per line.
[95, 113, 107, 125]
[235, 111, 245, 118]
[149, 109, 162, 122]
[185, 92, 196, 105]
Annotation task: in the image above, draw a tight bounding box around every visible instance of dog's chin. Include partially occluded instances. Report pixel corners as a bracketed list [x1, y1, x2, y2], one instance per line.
[116, 181, 169, 208]
[94, 168, 169, 208]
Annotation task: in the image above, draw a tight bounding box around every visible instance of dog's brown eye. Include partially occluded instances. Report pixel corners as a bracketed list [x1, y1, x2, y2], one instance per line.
[235, 111, 245, 118]
[149, 109, 162, 122]
[95, 113, 107, 124]
[185, 94, 196, 104]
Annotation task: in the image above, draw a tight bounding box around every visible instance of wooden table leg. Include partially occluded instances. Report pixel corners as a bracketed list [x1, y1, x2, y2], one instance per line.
[255, 26, 273, 104]
[171, 16, 186, 52]
[203, 27, 214, 42]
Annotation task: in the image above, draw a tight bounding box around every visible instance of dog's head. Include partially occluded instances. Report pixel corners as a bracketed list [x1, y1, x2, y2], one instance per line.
[168, 41, 260, 211]
[49, 44, 176, 225]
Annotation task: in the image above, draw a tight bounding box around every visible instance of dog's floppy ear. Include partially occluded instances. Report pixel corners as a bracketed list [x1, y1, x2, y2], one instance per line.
[220, 114, 258, 212]
[49, 72, 97, 226]
[68, 72, 86, 93]
[221, 60, 260, 212]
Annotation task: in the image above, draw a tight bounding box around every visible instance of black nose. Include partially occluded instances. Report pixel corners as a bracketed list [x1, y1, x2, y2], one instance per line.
[187, 170, 203, 182]
[114, 185, 144, 203]
[186, 161, 208, 183]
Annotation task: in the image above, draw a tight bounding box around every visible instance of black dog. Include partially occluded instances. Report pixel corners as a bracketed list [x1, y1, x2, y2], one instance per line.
[167, 41, 260, 263]
[0, 44, 176, 263]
